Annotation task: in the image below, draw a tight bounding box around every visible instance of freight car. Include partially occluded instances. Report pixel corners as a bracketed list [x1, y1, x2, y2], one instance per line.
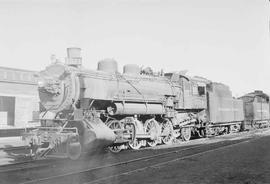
[22, 48, 266, 160]
[239, 90, 270, 129]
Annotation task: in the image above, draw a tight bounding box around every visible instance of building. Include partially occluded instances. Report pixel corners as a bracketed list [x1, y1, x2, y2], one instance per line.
[0, 66, 39, 129]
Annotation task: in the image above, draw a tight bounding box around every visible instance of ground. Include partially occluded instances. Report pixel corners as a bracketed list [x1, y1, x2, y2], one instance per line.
[109, 133, 270, 184]
[1, 129, 270, 184]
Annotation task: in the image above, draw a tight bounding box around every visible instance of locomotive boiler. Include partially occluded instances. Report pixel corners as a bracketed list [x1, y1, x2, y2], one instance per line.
[23, 47, 210, 159]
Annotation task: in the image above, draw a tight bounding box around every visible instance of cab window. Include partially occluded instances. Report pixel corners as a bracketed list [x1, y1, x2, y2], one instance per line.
[198, 86, 205, 96]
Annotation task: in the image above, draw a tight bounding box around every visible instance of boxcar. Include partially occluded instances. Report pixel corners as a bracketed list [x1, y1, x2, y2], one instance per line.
[239, 90, 270, 128]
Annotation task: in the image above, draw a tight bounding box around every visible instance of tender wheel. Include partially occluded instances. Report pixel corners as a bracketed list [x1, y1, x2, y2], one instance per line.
[226, 126, 231, 134]
[181, 127, 191, 141]
[230, 124, 241, 132]
[265, 121, 269, 128]
[251, 121, 256, 129]
[199, 128, 206, 137]
[240, 121, 246, 131]
[145, 119, 161, 147]
[107, 120, 123, 153]
[161, 119, 174, 145]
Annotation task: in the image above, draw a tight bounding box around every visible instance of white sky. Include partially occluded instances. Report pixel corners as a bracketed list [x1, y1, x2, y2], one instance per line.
[0, 0, 269, 96]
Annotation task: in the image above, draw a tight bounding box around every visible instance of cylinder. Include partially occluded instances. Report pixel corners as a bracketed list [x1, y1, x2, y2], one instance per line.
[81, 119, 116, 153]
[123, 64, 141, 75]
[97, 59, 118, 73]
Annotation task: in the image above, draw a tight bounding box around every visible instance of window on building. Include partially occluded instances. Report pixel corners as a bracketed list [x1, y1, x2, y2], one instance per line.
[14, 72, 21, 81]
[6, 71, 13, 81]
[22, 73, 28, 81]
[0, 70, 4, 80]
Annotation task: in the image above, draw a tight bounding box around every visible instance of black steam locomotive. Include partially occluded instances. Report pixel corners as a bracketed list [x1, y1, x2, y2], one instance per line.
[23, 48, 270, 160]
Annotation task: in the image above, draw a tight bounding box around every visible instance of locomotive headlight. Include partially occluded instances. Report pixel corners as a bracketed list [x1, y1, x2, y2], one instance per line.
[38, 80, 45, 88]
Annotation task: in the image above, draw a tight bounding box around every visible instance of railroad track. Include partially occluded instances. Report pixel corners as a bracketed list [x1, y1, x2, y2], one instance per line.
[0, 128, 268, 184]
[0, 128, 265, 176]
[0, 143, 204, 183]
[19, 136, 257, 184]
[0, 158, 60, 173]
[87, 138, 255, 184]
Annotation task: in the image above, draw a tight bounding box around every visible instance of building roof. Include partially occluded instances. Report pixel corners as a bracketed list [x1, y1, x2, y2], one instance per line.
[0, 66, 36, 73]
[0, 66, 37, 85]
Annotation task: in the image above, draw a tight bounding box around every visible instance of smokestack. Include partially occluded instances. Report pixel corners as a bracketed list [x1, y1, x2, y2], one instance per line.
[65, 47, 82, 68]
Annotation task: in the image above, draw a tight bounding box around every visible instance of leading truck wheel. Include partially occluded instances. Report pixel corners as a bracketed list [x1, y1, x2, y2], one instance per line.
[66, 136, 82, 160]
[181, 127, 191, 141]
[108, 145, 122, 153]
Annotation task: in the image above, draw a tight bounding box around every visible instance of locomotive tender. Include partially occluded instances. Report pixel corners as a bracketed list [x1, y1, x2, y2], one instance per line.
[23, 48, 270, 159]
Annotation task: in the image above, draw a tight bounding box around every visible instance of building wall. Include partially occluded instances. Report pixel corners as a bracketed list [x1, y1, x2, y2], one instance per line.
[0, 67, 39, 129]
[0, 96, 15, 126]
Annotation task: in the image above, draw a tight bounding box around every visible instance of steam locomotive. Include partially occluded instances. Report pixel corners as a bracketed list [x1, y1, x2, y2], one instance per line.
[23, 48, 270, 160]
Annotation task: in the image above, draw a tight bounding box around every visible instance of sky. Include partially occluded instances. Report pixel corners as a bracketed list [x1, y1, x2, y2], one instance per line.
[0, 0, 269, 96]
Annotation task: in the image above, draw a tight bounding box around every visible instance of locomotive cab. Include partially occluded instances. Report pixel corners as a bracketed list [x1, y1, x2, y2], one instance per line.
[164, 72, 208, 110]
